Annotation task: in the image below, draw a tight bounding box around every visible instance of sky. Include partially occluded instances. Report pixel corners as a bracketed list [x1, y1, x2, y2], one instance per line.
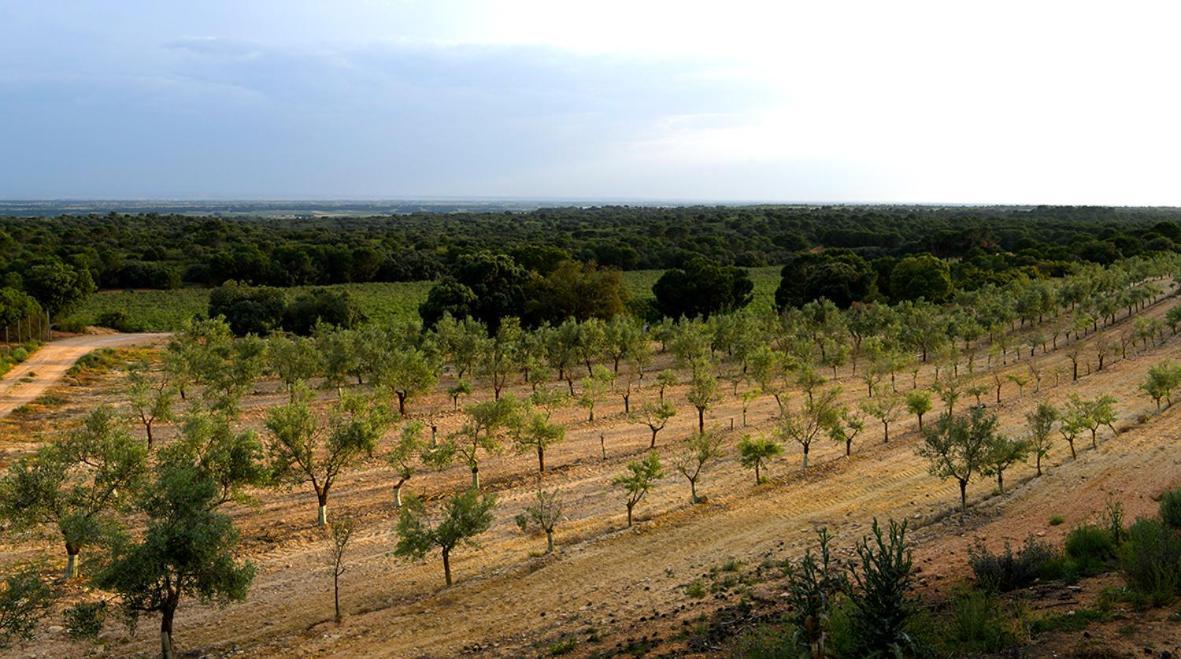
[2, 1, 1180, 204]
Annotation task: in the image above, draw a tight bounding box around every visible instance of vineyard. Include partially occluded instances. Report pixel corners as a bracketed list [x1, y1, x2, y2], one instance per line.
[4, 254, 1181, 657]
[59, 267, 783, 333]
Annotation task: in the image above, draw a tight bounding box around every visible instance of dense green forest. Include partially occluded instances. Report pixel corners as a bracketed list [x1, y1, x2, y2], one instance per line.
[2, 205, 1181, 337]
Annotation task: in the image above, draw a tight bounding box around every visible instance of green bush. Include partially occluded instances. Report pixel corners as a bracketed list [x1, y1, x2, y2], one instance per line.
[1064, 525, 1117, 576]
[968, 537, 1062, 592]
[939, 590, 1021, 654]
[95, 310, 140, 332]
[845, 519, 920, 656]
[63, 601, 107, 640]
[1160, 489, 1181, 530]
[1119, 517, 1181, 606]
[729, 621, 799, 659]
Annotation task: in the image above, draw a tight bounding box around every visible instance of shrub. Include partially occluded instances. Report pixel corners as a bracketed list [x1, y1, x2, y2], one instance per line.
[63, 601, 106, 640]
[845, 519, 919, 656]
[940, 590, 1021, 654]
[1064, 525, 1117, 576]
[1160, 488, 1181, 530]
[1048, 515, 1064, 526]
[729, 620, 799, 659]
[686, 580, 707, 599]
[1119, 517, 1181, 606]
[95, 310, 136, 332]
[969, 536, 1062, 592]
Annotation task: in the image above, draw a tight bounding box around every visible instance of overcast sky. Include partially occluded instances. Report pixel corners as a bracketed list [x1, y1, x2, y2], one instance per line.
[2, 1, 1179, 203]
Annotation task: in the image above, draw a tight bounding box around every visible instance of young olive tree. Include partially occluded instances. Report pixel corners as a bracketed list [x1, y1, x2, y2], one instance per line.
[1066, 394, 1118, 449]
[861, 392, 902, 443]
[686, 359, 719, 435]
[386, 421, 426, 507]
[0, 407, 146, 579]
[394, 489, 496, 586]
[511, 405, 565, 473]
[325, 515, 356, 624]
[777, 387, 841, 471]
[1141, 361, 1181, 411]
[266, 386, 391, 526]
[827, 408, 865, 457]
[578, 365, 614, 423]
[917, 406, 997, 513]
[515, 488, 563, 554]
[905, 390, 932, 431]
[0, 566, 53, 648]
[376, 347, 439, 417]
[126, 360, 177, 448]
[267, 333, 322, 400]
[673, 431, 724, 503]
[981, 434, 1029, 494]
[738, 435, 782, 485]
[633, 400, 677, 448]
[1025, 402, 1057, 476]
[613, 452, 663, 527]
[445, 396, 520, 490]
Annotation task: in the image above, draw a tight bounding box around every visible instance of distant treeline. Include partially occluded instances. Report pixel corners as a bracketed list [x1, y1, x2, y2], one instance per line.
[3, 205, 1180, 292]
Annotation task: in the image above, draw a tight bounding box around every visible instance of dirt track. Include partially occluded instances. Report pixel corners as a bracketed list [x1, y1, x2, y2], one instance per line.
[4, 296, 1181, 658]
[0, 333, 168, 419]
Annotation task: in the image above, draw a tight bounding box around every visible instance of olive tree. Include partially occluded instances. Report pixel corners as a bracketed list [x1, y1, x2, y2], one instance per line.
[394, 489, 497, 586]
[1066, 394, 1118, 450]
[828, 408, 865, 457]
[613, 452, 662, 527]
[94, 418, 262, 659]
[916, 406, 997, 513]
[267, 333, 322, 399]
[514, 488, 563, 554]
[777, 387, 841, 471]
[738, 435, 782, 484]
[126, 361, 177, 448]
[0, 407, 146, 579]
[0, 566, 53, 648]
[981, 434, 1029, 494]
[861, 392, 902, 443]
[1141, 361, 1181, 411]
[511, 405, 565, 473]
[1025, 402, 1057, 476]
[633, 400, 677, 448]
[578, 365, 614, 422]
[325, 515, 355, 624]
[673, 431, 724, 503]
[266, 386, 391, 526]
[686, 359, 719, 435]
[905, 390, 932, 431]
[444, 396, 520, 489]
[386, 421, 426, 507]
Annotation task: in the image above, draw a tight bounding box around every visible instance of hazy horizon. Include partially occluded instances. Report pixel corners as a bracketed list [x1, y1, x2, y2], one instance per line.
[4, 1, 1180, 204]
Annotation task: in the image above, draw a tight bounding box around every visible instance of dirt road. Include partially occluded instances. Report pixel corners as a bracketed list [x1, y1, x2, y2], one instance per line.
[0, 333, 168, 419]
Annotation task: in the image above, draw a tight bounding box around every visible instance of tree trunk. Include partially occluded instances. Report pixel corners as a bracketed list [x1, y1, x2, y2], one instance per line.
[754, 462, 762, 484]
[689, 478, 699, 504]
[650, 427, 658, 448]
[65, 546, 80, 579]
[397, 392, 407, 416]
[317, 501, 328, 527]
[845, 439, 852, 456]
[697, 407, 704, 435]
[626, 503, 634, 527]
[1091, 429, 1098, 449]
[471, 466, 480, 490]
[1068, 439, 1076, 460]
[997, 471, 1004, 494]
[334, 569, 342, 623]
[802, 444, 809, 471]
[883, 421, 890, 443]
[917, 413, 923, 432]
[545, 529, 554, 554]
[160, 603, 176, 659]
[146, 421, 154, 449]
[537, 446, 545, 473]
[394, 481, 405, 508]
[442, 547, 452, 586]
[959, 480, 968, 513]
[623, 393, 630, 414]
[1036, 454, 1042, 477]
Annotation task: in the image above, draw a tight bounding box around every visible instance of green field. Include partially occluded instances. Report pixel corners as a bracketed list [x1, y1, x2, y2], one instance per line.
[63, 266, 782, 332]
